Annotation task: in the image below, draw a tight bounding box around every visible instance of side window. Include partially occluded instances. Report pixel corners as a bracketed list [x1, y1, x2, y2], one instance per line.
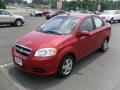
[80, 17, 93, 31]
[2, 11, 11, 15]
[94, 17, 104, 28]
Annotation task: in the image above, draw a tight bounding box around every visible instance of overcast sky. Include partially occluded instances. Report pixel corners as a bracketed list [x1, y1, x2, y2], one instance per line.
[26, 0, 32, 3]
[26, 0, 72, 3]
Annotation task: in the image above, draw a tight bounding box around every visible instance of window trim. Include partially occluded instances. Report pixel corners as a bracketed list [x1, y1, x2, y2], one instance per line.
[79, 16, 95, 32]
[2, 10, 11, 15]
[92, 16, 105, 30]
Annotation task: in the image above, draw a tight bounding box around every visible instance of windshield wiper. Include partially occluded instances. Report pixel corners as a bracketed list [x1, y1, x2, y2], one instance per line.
[43, 31, 62, 35]
[36, 27, 44, 32]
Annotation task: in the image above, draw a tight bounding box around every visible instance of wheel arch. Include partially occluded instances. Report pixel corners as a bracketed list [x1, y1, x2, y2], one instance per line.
[106, 36, 110, 42]
[15, 18, 23, 23]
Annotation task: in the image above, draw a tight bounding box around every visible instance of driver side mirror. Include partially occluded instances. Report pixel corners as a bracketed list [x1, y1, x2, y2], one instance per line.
[77, 30, 90, 37]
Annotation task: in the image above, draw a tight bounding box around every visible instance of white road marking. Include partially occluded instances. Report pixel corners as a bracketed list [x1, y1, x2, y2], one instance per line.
[0, 63, 13, 68]
[0, 62, 27, 90]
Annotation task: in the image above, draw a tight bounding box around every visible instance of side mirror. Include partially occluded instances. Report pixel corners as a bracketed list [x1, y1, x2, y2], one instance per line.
[78, 30, 90, 36]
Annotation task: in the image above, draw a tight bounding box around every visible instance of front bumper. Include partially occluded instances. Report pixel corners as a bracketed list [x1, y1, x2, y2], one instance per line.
[12, 48, 58, 76]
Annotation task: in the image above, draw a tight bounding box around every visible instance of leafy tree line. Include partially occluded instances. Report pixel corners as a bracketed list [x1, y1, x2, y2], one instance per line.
[61, 0, 120, 11]
[4, 0, 27, 5]
[32, 0, 120, 11]
[0, 0, 5, 9]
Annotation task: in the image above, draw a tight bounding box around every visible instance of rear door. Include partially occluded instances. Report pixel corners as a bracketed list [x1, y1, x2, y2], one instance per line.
[92, 16, 107, 49]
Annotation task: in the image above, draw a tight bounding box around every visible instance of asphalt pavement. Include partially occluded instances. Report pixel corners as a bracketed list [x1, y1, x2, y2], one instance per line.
[0, 16, 120, 90]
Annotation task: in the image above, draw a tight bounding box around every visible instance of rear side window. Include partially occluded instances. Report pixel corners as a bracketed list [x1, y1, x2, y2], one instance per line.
[80, 17, 94, 31]
[93, 17, 104, 28]
[2, 11, 11, 15]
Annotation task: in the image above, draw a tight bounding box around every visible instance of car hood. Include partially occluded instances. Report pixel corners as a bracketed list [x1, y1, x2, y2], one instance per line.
[13, 15, 24, 20]
[99, 14, 113, 17]
[13, 15, 23, 17]
[16, 31, 70, 50]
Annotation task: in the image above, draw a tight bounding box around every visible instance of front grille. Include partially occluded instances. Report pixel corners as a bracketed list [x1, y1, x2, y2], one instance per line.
[15, 44, 32, 56]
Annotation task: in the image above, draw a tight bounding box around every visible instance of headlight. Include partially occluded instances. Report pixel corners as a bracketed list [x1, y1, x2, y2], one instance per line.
[34, 48, 57, 57]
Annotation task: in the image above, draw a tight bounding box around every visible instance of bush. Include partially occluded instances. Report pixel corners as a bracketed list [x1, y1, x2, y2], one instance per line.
[0, 0, 6, 9]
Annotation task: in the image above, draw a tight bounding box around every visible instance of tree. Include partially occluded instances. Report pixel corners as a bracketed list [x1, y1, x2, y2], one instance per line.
[5, 0, 24, 4]
[23, 1, 27, 5]
[32, 0, 43, 5]
[31, 0, 120, 11]
[0, 0, 6, 9]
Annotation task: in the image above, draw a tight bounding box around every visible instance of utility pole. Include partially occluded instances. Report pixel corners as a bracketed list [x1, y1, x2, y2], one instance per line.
[98, 0, 101, 11]
[87, 5, 88, 10]
[50, 0, 51, 10]
[81, 5, 82, 10]
[22, 0, 24, 6]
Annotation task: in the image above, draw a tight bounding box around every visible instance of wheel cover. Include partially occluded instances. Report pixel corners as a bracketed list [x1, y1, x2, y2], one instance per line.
[103, 40, 108, 51]
[62, 58, 73, 75]
[111, 19, 113, 24]
[16, 20, 22, 26]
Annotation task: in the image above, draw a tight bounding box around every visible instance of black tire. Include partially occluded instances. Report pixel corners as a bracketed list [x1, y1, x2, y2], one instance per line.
[15, 19, 23, 27]
[110, 18, 114, 24]
[46, 17, 50, 20]
[100, 39, 109, 52]
[39, 14, 43, 17]
[30, 14, 32, 16]
[58, 55, 74, 78]
[118, 20, 120, 23]
[10, 23, 15, 27]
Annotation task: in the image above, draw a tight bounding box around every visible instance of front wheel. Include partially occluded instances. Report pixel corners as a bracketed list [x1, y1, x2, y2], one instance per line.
[100, 39, 109, 52]
[110, 18, 114, 24]
[58, 55, 74, 78]
[15, 19, 23, 27]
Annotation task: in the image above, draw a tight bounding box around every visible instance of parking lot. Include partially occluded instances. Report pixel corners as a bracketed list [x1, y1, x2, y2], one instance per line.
[1, 15, 120, 90]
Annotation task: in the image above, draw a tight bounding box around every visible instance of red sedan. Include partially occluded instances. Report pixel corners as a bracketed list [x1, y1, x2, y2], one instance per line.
[12, 13, 111, 78]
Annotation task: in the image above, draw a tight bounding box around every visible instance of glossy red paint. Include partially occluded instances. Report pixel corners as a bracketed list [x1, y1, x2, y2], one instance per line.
[12, 14, 111, 76]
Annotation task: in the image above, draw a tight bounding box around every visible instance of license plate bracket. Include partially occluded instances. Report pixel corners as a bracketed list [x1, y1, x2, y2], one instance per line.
[15, 57, 22, 66]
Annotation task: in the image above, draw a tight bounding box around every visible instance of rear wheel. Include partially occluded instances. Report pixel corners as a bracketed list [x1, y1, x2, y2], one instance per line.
[100, 39, 109, 52]
[58, 55, 74, 78]
[118, 20, 120, 23]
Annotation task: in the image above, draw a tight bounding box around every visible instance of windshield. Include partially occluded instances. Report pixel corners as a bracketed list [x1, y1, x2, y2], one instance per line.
[37, 16, 79, 35]
[102, 10, 115, 14]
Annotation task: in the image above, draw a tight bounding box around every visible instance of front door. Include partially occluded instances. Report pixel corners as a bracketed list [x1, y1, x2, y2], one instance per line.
[0, 10, 13, 23]
[76, 17, 96, 60]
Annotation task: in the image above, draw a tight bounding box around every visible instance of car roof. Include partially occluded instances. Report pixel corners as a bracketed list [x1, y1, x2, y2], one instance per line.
[59, 13, 94, 18]
[0, 9, 9, 12]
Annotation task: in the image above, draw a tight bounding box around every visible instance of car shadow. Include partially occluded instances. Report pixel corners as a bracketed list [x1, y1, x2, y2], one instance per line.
[7, 51, 105, 90]
[0, 25, 14, 28]
[72, 51, 105, 76]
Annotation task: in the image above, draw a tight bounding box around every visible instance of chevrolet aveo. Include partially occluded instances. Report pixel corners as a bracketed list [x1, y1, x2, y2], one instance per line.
[12, 13, 111, 78]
